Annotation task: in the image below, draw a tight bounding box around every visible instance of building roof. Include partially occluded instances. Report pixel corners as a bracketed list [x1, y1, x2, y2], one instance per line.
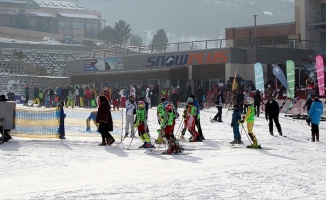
[27, 11, 56, 17]
[0, 0, 27, 3]
[32, 0, 86, 10]
[58, 12, 100, 19]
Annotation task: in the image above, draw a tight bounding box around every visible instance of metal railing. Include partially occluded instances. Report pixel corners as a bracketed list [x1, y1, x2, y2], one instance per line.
[92, 36, 325, 58]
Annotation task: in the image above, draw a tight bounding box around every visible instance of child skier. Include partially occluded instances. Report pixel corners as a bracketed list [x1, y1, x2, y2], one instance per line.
[66, 90, 74, 108]
[155, 98, 168, 144]
[186, 97, 201, 142]
[239, 97, 260, 148]
[160, 103, 182, 154]
[230, 105, 242, 144]
[135, 101, 155, 148]
[180, 106, 188, 140]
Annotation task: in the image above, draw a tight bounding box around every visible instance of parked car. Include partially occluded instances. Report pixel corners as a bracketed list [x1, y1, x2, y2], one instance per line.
[41, 37, 61, 44]
[63, 36, 79, 44]
[82, 40, 96, 46]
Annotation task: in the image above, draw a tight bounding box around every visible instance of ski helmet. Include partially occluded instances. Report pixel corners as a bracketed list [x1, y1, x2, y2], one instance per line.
[165, 103, 173, 112]
[138, 100, 145, 109]
[187, 97, 194, 104]
[247, 97, 254, 105]
[161, 97, 166, 103]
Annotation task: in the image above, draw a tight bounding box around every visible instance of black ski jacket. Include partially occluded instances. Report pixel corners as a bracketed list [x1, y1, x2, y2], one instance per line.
[265, 100, 280, 118]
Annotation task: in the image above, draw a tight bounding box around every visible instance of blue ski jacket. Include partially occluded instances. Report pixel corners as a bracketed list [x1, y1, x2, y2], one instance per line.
[308, 99, 324, 125]
[231, 110, 242, 127]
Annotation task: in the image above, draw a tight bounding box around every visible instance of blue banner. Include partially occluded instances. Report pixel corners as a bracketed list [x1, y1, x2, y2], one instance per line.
[272, 65, 288, 89]
[254, 62, 264, 94]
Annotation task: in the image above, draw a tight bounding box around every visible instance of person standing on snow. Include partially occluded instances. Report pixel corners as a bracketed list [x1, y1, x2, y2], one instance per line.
[212, 91, 224, 122]
[230, 105, 242, 144]
[134, 100, 155, 148]
[303, 94, 313, 115]
[239, 97, 260, 148]
[56, 101, 66, 139]
[307, 97, 324, 142]
[124, 96, 137, 138]
[253, 90, 262, 117]
[155, 98, 168, 144]
[190, 95, 205, 140]
[265, 95, 283, 136]
[186, 97, 201, 142]
[160, 103, 182, 154]
[96, 96, 115, 146]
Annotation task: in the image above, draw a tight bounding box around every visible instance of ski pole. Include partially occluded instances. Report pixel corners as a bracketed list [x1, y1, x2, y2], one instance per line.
[241, 123, 252, 144]
[113, 136, 127, 149]
[114, 128, 133, 149]
[176, 118, 184, 138]
[127, 128, 138, 149]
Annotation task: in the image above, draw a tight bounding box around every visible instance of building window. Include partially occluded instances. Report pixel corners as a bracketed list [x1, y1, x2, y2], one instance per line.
[59, 21, 71, 28]
[73, 22, 84, 29]
[86, 23, 97, 30]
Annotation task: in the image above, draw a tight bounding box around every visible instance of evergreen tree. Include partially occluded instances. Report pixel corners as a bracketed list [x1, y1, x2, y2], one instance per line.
[151, 29, 168, 52]
[98, 20, 132, 47]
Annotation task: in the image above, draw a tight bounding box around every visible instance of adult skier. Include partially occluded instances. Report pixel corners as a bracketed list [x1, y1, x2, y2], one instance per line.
[265, 95, 283, 136]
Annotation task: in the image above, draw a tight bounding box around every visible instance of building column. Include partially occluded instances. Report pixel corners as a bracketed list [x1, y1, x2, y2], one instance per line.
[188, 65, 194, 94]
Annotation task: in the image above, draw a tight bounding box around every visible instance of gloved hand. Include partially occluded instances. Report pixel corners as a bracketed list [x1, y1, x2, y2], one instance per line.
[306, 118, 311, 123]
[238, 120, 244, 124]
[197, 114, 200, 120]
[231, 123, 233, 127]
[265, 116, 269, 122]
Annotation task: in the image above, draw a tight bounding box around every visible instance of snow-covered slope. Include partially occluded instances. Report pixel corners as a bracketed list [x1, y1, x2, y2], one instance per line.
[1, 105, 325, 200]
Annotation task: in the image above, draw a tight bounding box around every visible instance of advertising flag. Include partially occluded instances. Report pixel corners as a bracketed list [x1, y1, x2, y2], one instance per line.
[254, 62, 264, 94]
[315, 55, 325, 96]
[286, 60, 295, 99]
[273, 64, 288, 89]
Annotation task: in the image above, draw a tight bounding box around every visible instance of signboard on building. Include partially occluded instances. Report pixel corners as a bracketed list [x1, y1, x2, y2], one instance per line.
[84, 57, 123, 71]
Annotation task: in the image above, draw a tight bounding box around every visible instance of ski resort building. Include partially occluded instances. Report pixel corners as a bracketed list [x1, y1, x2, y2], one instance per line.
[67, 0, 325, 95]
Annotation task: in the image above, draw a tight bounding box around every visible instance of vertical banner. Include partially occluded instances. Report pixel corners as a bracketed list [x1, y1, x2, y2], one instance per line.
[286, 60, 295, 99]
[254, 62, 264, 94]
[273, 65, 288, 90]
[315, 55, 325, 96]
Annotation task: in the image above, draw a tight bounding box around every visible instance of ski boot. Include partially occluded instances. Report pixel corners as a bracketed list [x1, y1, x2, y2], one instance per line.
[230, 139, 241, 145]
[247, 140, 260, 148]
[86, 127, 90, 132]
[270, 132, 274, 136]
[279, 132, 283, 136]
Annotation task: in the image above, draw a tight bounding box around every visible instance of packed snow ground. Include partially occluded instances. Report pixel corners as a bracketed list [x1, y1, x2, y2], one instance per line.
[1, 105, 326, 200]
